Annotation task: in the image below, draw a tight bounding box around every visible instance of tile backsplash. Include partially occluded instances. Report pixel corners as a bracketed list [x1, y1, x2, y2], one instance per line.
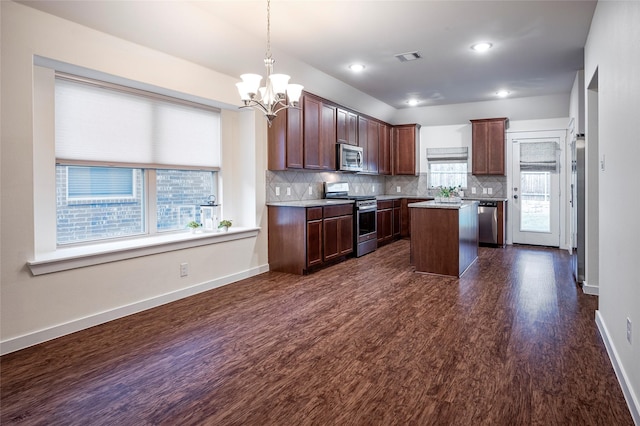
[266, 170, 506, 202]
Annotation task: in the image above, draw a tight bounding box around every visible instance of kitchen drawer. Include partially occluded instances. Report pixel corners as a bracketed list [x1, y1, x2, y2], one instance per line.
[324, 204, 353, 218]
[377, 200, 394, 210]
[307, 207, 323, 221]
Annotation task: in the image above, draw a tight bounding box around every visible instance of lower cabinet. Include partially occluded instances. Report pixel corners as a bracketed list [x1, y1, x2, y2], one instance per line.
[400, 198, 432, 238]
[268, 204, 353, 275]
[377, 199, 402, 246]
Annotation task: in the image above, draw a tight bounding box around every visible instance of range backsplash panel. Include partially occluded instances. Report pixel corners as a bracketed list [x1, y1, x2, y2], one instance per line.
[266, 171, 507, 202]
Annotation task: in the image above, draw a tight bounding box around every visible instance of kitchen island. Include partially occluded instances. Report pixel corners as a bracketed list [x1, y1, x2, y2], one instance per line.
[409, 200, 479, 277]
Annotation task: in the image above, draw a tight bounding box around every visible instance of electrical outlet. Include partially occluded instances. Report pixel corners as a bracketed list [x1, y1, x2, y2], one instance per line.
[482, 188, 487, 194]
[472, 187, 477, 194]
[600, 154, 606, 171]
[396, 186, 401, 193]
[308, 186, 313, 195]
[627, 318, 632, 344]
[286, 187, 291, 196]
[275, 186, 280, 196]
[488, 188, 493, 195]
[180, 262, 189, 277]
[355, 187, 359, 193]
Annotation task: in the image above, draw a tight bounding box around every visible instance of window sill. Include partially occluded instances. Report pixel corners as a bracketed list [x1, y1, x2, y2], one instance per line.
[27, 227, 261, 276]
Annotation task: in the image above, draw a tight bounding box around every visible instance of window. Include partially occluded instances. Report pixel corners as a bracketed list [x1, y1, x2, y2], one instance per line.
[67, 166, 135, 200]
[427, 147, 468, 189]
[55, 74, 220, 245]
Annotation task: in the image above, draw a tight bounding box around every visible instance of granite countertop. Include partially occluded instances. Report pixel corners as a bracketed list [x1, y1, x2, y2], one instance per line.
[376, 195, 435, 201]
[267, 199, 355, 208]
[267, 195, 505, 208]
[408, 200, 479, 210]
[462, 197, 508, 202]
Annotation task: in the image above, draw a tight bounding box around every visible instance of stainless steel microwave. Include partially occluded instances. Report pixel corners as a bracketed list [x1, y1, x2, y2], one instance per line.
[337, 143, 363, 172]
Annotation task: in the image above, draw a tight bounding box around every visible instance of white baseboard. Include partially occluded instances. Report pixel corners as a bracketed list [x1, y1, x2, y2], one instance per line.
[596, 310, 640, 425]
[582, 279, 599, 295]
[0, 264, 270, 356]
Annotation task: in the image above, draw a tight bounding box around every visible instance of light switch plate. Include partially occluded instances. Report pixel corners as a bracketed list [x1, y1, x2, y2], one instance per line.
[286, 187, 291, 196]
[275, 186, 280, 196]
[488, 188, 493, 195]
[472, 187, 477, 194]
[482, 188, 487, 194]
[396, 186, 401, 193]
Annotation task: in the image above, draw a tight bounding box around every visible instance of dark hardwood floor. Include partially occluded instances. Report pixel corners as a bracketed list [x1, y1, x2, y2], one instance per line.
[1, 241, 633, 425]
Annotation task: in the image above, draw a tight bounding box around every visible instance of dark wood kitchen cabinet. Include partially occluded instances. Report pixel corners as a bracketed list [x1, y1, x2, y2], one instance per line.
[268, 98, 304, 170]
[268, 92, 335, 171]
[378, 123, 391, 175]
[323, 204, 353, 261]
[392, 124, 421, 175]
[471, 117, 508, 175]
[377, 199, 402, 246]
[268, 203, 353, 275]
[337, 108, 358, 145]
[303, 94, 336, 170]
[400, 198, 432, 238]
[306, 207, 324, 267]
[358, 116, 379, 174]
[392, 199, 401, 238]
[377, 200, 393, 246]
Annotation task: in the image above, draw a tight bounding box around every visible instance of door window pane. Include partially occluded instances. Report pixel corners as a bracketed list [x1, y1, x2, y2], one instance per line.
[520, 171, 551, 232]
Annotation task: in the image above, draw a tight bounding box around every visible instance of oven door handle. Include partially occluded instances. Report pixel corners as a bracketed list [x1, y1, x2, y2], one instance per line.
[358, 205, 377, 211]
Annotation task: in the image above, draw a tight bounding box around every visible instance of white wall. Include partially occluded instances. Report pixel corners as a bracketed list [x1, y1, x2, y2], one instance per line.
[585, 1, 640, 422]
[0, 2, 269, 353]
[393, 93, 569, 126]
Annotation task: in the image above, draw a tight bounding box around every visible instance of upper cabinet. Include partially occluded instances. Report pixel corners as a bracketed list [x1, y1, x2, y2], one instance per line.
[337, 108, 358, 146]
[268, 91, 416, 176]
[470, 118, 508, 175]
[392, 124, 421, 175]
[358, 116, 379, 174]
[268, 92, 336, 171]
[378, 123, 391, 175]
[303, 93, 336, 170]
[268, 97, 303, 170]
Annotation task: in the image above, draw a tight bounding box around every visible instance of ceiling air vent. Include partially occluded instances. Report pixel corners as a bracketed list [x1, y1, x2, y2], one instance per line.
[395, 51, 422, 62]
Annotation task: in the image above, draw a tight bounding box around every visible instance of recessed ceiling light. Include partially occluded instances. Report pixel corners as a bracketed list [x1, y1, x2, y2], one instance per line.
[496, 90, 510, 97]
[406, 99, 419, 106]
[471, 42, 493, 53]
[349, 64, 365, 72]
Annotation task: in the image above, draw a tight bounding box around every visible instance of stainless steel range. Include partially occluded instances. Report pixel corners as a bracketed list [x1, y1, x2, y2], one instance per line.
[324, 182, 377, 257]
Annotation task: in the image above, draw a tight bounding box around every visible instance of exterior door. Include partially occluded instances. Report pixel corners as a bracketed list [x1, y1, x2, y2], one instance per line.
[511, 135, 562, 246]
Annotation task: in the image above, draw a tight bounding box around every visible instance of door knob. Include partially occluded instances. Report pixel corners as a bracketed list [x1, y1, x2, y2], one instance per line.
[514, 195, 519, 199]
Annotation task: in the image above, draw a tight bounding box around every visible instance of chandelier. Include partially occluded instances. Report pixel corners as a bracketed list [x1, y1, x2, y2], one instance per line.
[235, 0, 303, 126]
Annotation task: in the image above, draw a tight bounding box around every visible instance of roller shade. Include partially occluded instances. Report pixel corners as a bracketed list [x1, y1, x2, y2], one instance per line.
[55, 75, 221, 169]
[520, 141, 559, 172]
[427, 147, 468, 162]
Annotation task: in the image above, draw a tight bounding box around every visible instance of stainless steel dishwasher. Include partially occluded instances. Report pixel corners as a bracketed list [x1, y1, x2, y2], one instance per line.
[477, 201, 498, 245]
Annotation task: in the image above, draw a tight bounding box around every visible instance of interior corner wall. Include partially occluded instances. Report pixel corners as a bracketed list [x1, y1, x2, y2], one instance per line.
[584, 1, 640, 422]
[0, 1, 268, 353]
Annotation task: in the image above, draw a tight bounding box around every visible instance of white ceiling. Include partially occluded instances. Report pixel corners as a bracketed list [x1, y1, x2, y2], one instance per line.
[19, 0, 597, 109]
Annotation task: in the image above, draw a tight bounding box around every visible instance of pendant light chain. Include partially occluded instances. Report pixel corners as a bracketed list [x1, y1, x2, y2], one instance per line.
[266, 0, 271, 60]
